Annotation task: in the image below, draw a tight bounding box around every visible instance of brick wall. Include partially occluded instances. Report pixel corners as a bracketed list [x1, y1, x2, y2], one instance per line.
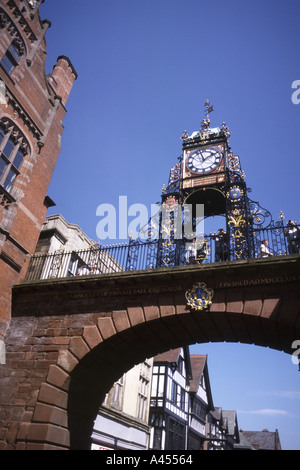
[0, 1, 77, 340]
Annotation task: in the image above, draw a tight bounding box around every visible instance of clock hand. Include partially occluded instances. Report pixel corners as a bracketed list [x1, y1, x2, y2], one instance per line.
[194, 153, 204, 162]
[205, 156, 214, 163]
[202, 150, 213, 161]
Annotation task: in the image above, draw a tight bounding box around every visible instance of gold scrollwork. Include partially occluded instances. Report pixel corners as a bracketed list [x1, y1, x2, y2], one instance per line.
[161, 221, 174, 239]
[228, 209, 246, 228]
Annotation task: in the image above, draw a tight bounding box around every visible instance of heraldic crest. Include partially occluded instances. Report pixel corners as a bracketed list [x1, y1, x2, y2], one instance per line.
[185, 282, 214, 311]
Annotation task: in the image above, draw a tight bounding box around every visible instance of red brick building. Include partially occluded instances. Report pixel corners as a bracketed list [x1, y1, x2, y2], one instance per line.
[0, 0, 77, 346]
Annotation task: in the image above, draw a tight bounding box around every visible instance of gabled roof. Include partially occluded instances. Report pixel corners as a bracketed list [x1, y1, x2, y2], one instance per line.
[153, 347, 192, 380]
[189, 354, 214, 410]
[210, 406, 223, 421]
[237, 432, 255, 450]
[239, 430, 281, 450]
[222, 410, 239, 439]
[153, 348, 181, 363]
[189, 355, 207, 393]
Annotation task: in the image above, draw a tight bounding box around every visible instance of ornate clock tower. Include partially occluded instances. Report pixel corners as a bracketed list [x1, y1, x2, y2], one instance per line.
[181, 101, 228, 219]
[157, 101, 255, 267]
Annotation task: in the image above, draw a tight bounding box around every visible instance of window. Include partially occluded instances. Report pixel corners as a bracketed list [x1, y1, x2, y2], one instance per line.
[137, 376, 149, 421]
[171, 382, 177, 405]
[1, 41, 22, 76]
[167, 418, 185, 450]
[177, 356, 184, 375]
[180, 388, 185, 410]
[111, 375, 124, 410]
[151, 366, 165, 407]
[170, 382, 186, 410]
[152, 428, 162, 450]
[192, 400, 207, 421]
[200, 374, 206, 390]
[150, 413, 165, 450]
[0, 125, 26, 193]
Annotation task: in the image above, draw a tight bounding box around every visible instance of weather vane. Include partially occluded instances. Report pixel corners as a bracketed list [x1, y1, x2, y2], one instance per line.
[200, 100, 214, 130]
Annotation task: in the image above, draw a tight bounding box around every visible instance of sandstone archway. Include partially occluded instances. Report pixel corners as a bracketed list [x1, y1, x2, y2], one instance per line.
[1, 255, 299, 449]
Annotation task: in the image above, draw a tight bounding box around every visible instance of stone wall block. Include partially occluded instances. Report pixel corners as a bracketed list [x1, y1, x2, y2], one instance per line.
[158, 296, 175, 317]
[38, 383, 68, 409]
[127, 307, 145, 326]
[46, 364, 70, 391]
[32, 402, 68, 427]
[112, 310, 130, 332]
[97, 317, 116, 340]
[143, 304, 160, 321]
[57, 350, 78, 373]
[69, 337, 90, 360]
[26, 423, 70, 448]
[226, 290, 244, 313]
[83, 325, 102, 350]
[210, 290, 226, 312]
[243, 298, 263, 316]
[261, 298, 281, 319]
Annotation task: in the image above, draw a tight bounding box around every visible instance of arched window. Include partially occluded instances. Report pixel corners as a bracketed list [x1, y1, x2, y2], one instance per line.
[0, 39, 24, 76]
[0, 124, 27, 193]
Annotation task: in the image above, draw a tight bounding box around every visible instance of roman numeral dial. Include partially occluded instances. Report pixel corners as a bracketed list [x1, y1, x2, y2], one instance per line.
[186, 146, 223, 175]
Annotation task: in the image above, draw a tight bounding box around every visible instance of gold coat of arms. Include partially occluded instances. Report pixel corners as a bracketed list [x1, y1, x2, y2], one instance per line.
[185, 282, 214, 311]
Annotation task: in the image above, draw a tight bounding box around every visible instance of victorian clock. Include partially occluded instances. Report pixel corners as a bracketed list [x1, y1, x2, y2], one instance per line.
[156, 100, 254, 267]
[186, 146, 223, 175]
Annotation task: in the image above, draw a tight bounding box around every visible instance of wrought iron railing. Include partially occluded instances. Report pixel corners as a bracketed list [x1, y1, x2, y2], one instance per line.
[25, 223, 300, 282]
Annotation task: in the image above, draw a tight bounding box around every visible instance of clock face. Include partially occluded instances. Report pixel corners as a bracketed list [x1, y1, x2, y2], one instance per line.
[186, 146, 223, 175]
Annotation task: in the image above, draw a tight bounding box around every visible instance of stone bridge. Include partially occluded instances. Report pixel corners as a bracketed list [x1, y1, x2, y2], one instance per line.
[0, 255, 300, 450]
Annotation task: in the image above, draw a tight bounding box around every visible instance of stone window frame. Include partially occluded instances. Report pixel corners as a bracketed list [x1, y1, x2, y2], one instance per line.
[0, 39, 24, 76]
[0, 118, 30, 194]
[0, 7, 27, 76]
[136, 375, 150, 421]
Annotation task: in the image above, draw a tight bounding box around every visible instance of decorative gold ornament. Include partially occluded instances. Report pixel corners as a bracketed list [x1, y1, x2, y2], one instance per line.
[228, 211, 246, 228]
[161, 220, 174, 239]
[233, 229, 244, 239]
[185, 282, 214, 311]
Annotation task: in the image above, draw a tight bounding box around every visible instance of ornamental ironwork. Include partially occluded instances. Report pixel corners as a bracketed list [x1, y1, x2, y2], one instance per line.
[25, 102, 300, 282]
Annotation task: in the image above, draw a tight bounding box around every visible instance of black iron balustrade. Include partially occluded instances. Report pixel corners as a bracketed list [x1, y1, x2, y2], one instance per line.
[25, 222, 299, 282]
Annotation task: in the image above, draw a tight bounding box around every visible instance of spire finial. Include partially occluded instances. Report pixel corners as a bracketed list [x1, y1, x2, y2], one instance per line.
[201, 100, 214, 130]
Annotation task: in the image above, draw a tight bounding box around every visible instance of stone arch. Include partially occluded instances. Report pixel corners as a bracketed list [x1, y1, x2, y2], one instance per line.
[22, 289, 299, 449]
[5, 255, 300, 449]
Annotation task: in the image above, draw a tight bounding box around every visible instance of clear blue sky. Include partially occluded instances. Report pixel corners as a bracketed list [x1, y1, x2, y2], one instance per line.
[40, 0, 300, 450]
